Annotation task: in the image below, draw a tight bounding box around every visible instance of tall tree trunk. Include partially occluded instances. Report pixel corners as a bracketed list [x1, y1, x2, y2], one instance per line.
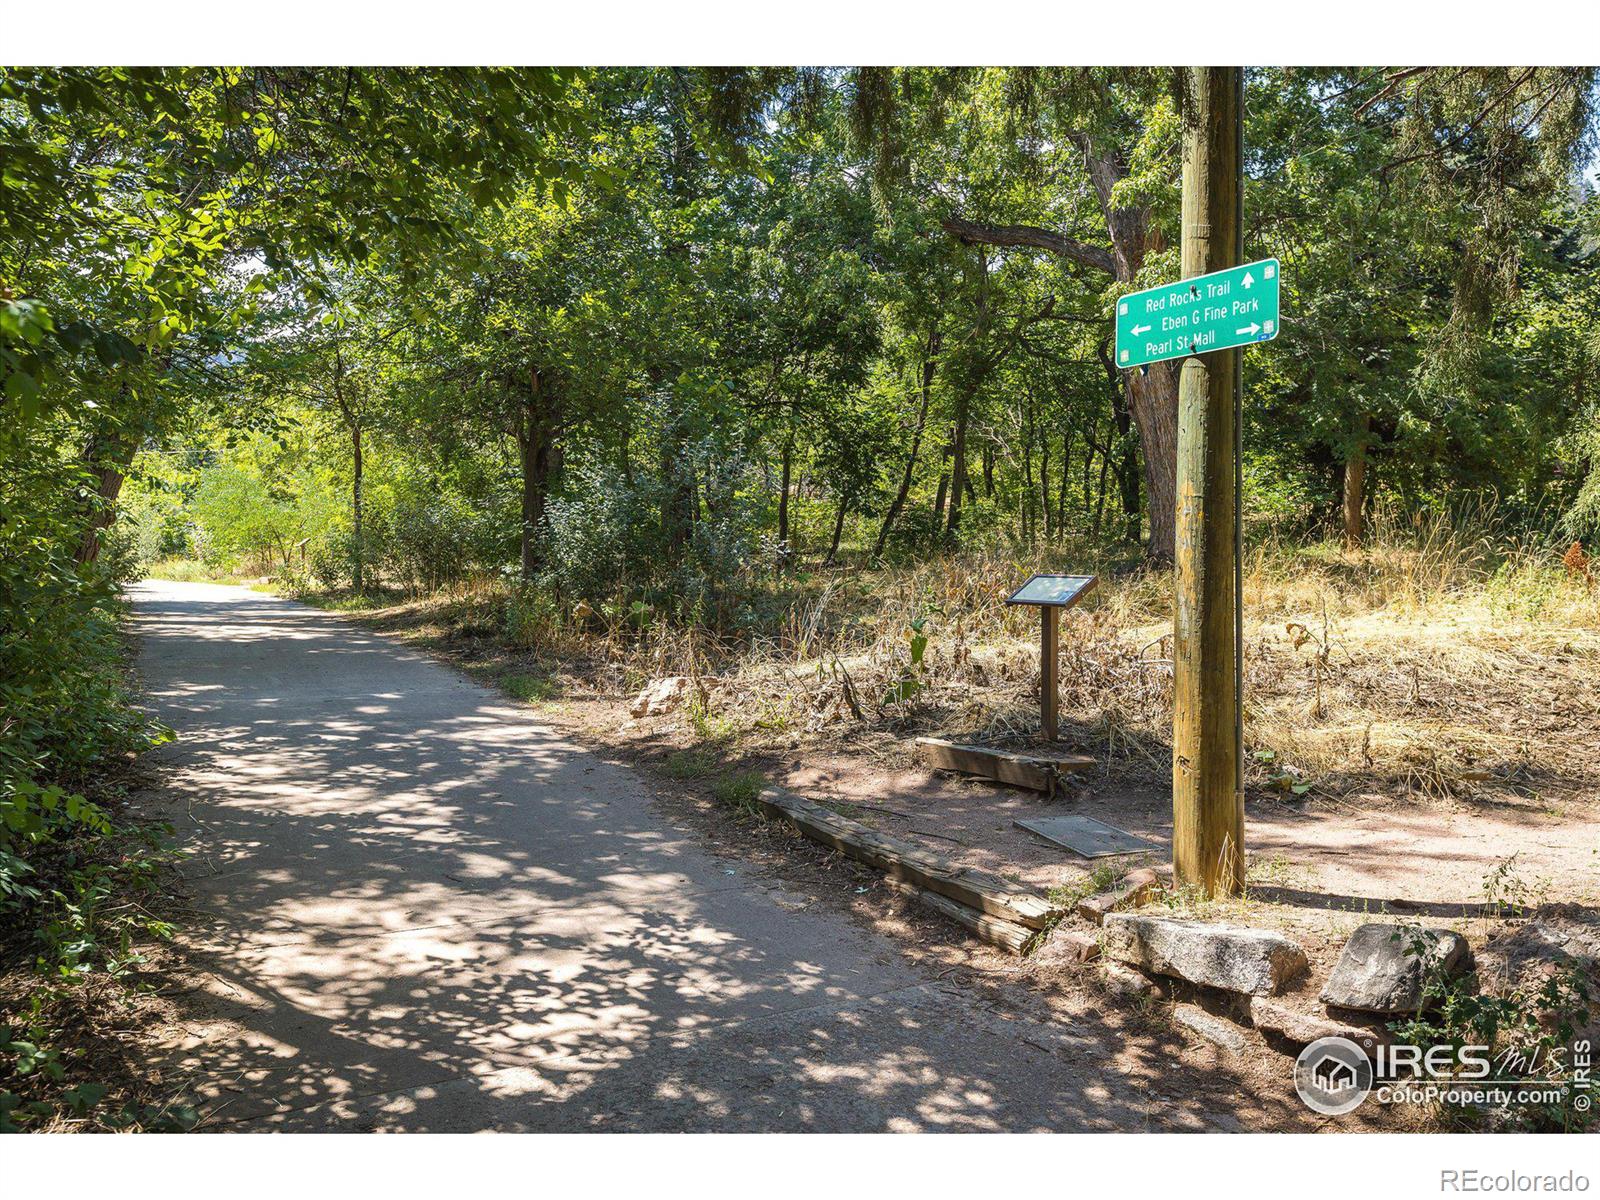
[517, 366, 560, 582]
[945, 247, 992, 540]
[73, 430, 132, 566]
[1128, 360, 1179, 562]
[933, 442, 951, 527]
[1040, 423, 1052, 540]
[333, 349, 364, 592]
[825, 499, 847, 566]
[1081, 418, 1098, 511]
[946, 398, 971, 537]
[875, 328, 939, 557]
[1119, 446, 1141, 544]
[1057, 430, 1072, 533]
[777, 426, 794, 551]
[1343, 413, 1369, 547]
[1097, 338, 1145, 545]
[646, 365, 693, 560]
[349, 426, 363, 591]
[1020, 398, 1036, 546]
[659, 434, 693, 558]
[1093, 447, 1111, 538]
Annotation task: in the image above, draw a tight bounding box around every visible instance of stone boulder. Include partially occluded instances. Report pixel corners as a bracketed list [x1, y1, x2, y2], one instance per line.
[1248, 996, 1389, 1049]
[1100, 960, 1162, 1001]
[1102, 913, 1309, 996]
[1320, 923, 1472, 1014]
[629, 676, 691, 718]
[1174, 1004, 1248, 1053]
[1033, 929, 1100, 966]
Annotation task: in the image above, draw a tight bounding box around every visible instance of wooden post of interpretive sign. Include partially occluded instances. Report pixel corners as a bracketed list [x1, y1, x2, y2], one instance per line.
[1004, 574, 1098, 743]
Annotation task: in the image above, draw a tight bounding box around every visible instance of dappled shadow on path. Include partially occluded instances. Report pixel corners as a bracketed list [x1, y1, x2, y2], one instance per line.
[129, 582, 1329, 1132]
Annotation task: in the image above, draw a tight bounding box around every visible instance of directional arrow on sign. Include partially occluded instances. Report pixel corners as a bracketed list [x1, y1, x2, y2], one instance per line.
[1241, 271, 1254, 288]
[1131, 323, 1152, 335]
[1237, 322, 1261, 336]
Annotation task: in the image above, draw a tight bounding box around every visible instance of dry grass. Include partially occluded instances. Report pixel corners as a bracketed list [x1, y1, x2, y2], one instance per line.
[347, 511, 1600, 816]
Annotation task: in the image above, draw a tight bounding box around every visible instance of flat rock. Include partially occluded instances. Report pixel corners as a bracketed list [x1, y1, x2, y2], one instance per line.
[1100, 961, 1161, 1001]
[1320, 923, 1472, 1014]
[1034, 929, 1100, 965]
[1174, 1004, 1248, 1053]
[1248, 997, 1389, 1049]
[1103, 913, 1308, 996]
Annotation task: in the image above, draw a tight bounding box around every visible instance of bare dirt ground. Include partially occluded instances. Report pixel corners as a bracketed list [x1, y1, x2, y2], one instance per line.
[552, 688, 1596, 1077]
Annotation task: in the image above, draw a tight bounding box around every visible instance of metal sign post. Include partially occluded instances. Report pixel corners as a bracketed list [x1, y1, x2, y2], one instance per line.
[1005, 574, 1098, 743]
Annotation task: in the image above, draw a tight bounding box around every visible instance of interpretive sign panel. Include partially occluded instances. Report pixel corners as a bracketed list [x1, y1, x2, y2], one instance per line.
[1005, 574, 1097, 609]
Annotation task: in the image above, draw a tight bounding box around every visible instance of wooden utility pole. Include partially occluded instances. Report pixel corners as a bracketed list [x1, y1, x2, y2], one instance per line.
[1172, 66, 1245, 897]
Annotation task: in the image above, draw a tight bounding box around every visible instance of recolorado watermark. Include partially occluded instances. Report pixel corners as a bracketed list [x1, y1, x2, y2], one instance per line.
[1440, 1170, 1590, 1193]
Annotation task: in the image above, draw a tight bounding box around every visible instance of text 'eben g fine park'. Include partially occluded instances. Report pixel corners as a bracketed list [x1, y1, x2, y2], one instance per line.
[1115, 258, 1281, 370]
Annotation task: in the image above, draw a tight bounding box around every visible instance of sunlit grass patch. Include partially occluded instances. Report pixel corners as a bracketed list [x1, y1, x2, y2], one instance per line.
[501, 672, 560, 703]
[143, 557, 245, 584]
[663, 748, 720, 780]
[711, 770, 766, 816]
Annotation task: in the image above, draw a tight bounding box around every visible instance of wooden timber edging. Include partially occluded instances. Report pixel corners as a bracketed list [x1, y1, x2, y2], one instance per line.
[753, 786, 1060, 931]
[915, 736, 1095, 794]
[882, 878, 1033, 954]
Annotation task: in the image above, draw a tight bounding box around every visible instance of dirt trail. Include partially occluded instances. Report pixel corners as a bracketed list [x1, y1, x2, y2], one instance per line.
[130, 580, 1325, 1132]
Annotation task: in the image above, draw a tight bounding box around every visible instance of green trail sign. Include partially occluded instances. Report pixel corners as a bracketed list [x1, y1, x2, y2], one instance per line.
[1115, 258, 1280, 370]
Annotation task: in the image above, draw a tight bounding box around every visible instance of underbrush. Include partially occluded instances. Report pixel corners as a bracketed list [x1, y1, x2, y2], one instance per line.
[0, 766, 188, 1133]
[1392, 917, 1597, 1133]
[318, 509, 1599, 815]
[141, 557, 255, 586]
[1, 540, 187, 1132]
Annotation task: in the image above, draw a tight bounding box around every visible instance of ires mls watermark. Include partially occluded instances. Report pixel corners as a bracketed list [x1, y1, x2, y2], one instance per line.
[1293, 1035, 1593, 1117]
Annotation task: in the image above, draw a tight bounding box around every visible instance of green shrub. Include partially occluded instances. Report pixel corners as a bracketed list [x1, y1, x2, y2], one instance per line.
[539, 447, 764, 627]
[0, 446, 181, 1132]
[504, 587, 561, 650]
[538, 463, 664, 604]
[1390, 926, 1596, 1132]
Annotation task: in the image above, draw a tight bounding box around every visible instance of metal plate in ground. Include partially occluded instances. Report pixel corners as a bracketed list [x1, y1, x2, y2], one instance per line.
[1014, 815, 1156, 858]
